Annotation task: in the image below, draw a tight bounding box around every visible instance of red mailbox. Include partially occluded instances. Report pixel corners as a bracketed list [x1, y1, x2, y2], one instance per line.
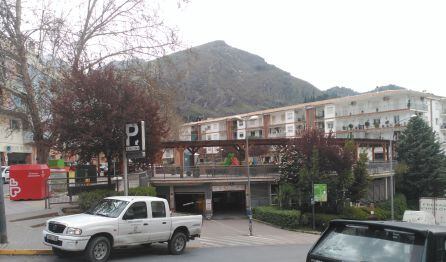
[9, 164, 50, 200]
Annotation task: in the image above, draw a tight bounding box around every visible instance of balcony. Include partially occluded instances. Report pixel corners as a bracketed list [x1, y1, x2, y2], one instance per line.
[150, 164, 280, 184]
[368, 161, 396, 177]
[23, 131, 34, 144]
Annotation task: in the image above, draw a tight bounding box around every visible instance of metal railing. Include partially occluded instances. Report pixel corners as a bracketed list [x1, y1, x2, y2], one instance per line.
[153, 164, 280, 179]
[45, 172, 150, 209]
[367, 161, 396, 175]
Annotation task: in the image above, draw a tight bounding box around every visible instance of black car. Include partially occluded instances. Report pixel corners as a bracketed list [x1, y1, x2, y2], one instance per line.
[307, 219, 446, 262]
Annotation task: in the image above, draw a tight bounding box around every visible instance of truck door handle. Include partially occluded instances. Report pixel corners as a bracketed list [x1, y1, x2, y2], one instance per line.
[162, 222, 167, 224]
[143, 223, 148, 226]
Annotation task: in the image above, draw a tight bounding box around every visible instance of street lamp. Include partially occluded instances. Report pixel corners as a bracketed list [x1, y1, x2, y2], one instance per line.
[235, 115, 259, 236]
[389, 113, 417, 220]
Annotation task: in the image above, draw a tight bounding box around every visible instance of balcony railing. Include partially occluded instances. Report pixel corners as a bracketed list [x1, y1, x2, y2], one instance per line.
[152, 162, 395, 180]
[367, 161, 397, 175]
[152, 164, 280, 179]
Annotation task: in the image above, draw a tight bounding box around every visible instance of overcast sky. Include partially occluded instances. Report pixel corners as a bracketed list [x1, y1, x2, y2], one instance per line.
[162, 0, 446, 96]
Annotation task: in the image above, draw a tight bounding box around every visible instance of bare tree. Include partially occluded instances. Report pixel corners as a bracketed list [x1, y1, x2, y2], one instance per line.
[0, 0, 180, 163]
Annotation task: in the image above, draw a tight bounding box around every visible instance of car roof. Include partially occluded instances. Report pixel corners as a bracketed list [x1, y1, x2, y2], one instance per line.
[105, 196, 166, 202]
[331, 219, 446, 235]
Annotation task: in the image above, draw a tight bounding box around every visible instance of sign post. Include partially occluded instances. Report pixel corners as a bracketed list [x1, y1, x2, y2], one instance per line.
[124, 121, 146, 196]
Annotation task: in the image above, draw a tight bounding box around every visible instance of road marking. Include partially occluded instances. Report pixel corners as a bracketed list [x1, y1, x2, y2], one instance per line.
[197, 234, 309, 248]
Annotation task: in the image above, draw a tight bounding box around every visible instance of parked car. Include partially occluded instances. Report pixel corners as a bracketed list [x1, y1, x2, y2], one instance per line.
[43, 196, 202, 262]
[307, 219, 446, 262]
[1, 166, 9, 184]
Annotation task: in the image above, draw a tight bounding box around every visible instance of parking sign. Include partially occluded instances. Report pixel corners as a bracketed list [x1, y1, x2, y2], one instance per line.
[125, 121, 146, 157]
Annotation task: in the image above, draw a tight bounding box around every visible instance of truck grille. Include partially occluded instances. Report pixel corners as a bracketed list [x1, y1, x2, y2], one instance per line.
[48, 222, 66, 233]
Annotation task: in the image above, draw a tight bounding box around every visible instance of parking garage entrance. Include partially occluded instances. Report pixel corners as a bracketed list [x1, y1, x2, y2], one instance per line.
[212, 185, 246, 216]
[174, 193, 205, 215]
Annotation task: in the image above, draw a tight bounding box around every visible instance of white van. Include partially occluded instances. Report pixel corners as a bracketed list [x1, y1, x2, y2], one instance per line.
[402, 210, 436, 225]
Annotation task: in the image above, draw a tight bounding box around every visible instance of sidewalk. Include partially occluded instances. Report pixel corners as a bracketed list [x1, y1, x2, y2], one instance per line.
[1, 186, 75, 253]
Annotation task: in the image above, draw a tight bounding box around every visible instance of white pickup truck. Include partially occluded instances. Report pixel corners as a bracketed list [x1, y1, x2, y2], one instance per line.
[43, 196, 202, 262]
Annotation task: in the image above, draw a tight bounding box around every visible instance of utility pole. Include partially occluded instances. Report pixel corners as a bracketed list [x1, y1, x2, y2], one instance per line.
[245, 134, 253, 236]
[0, 178, 7, 243]
[389, 139, 394, 221]
[123, 149, 128, 196]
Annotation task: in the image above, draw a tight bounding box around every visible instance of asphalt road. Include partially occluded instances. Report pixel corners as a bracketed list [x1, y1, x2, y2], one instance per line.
[4, 243, 313, 262]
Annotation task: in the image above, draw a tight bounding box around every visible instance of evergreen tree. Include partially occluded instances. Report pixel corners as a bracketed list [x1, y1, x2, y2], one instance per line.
[350, 152, 370, 202]
[396, 116, 446, 204]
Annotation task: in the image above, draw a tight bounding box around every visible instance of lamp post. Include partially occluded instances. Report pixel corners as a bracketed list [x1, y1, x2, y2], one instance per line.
[389, 114, 417, 220]
[235, 115, 259, 236]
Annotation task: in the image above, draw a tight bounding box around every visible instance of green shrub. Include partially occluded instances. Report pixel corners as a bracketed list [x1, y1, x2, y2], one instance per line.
[253, 206, 301, 229]
[302, 212, 341, 229]
[340, 206, 369, 220]
[376, 193, 408, 220]
[78, 186, 156, 211]
[78, 189, 119, 211]
[128, 186, 156, 196]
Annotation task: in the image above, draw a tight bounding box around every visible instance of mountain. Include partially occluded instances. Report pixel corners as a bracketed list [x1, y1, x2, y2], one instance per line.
[367, 84, 405, 93]
[319, 86, 359, 100]
[148, 41, 321, 120]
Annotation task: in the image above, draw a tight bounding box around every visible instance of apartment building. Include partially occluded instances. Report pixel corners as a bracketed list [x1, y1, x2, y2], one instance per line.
[179, 89, 446, 159]
[0, 39, 41, 165]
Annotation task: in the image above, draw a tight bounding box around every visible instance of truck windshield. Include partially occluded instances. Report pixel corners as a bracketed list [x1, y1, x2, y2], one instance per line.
[311, 224, 426, 262]
[85, 199, 129, 218]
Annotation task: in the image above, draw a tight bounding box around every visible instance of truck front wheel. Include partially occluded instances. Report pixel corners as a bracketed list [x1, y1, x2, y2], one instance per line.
[52, 247, 69, 258]
[84, 236, 111, 262]
[168, 231, 187, 255]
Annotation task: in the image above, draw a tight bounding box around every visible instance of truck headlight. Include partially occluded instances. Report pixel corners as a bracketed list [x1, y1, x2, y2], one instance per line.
[66, 227, 82, 235]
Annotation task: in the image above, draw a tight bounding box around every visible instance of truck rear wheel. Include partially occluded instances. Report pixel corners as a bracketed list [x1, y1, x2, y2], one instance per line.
[168, 231, 187, 255]
[84, 236, 111, 262]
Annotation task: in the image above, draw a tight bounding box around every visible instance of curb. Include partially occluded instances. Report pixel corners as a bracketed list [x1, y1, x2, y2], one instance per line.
[0, 249, 52, 255]
[252, 218, 321, 235]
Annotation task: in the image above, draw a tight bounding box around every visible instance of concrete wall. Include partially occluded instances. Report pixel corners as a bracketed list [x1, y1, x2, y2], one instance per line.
[251, 183, 270, 207]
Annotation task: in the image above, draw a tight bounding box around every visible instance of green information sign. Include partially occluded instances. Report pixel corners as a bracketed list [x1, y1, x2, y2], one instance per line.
[314, 184, 327, 202]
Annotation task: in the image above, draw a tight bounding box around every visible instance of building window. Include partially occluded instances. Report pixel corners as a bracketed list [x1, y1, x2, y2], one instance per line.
[238, 121, 244, 127]
[10, 119, 20, 130]
[373, 119, 381, 128]
[327, 121, 334, 130]
[286, 112, 293, 120]
[394, 115, 400, 124]
[239, 133, 244, 139]
[250, 131, 256, 137]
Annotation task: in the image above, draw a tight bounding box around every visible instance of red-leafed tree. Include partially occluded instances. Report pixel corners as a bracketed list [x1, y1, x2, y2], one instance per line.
[51, 66, 167, 172]
[279, 129, 356, 211]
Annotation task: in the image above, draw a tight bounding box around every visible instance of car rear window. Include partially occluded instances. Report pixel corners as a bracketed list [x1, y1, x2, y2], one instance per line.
[311, 224, 426, 262]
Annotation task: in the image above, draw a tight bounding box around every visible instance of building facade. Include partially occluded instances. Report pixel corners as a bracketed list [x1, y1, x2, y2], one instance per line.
[0, 39, 41, 165]
[179, 89, 446, 158]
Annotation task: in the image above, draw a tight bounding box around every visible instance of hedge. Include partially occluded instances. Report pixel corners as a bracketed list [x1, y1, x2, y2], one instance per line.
[253, 206, 301, 229]
[301, 213, 342, 229]
[78, 186, 156, 211]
